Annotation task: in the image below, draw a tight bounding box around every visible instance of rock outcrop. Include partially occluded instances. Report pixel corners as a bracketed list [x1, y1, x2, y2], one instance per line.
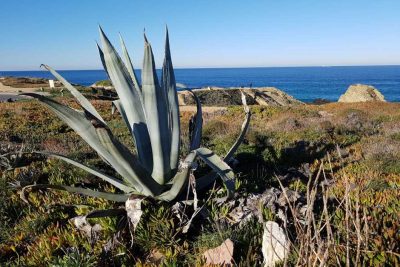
[178, 87, 303, 107]
[338, 84, 385, 103]
[90, 80, 114, 90]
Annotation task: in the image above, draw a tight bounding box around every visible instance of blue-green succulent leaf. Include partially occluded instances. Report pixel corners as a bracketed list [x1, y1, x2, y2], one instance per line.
[188, 90, 203, 150]
[225, 91, 251, 161]
[21, 184, 131, 203]
[141, 34, 171, 184]
[161, 27, 181, 176]
[196, 92, 250, 191]
[22, 93, 161, 196]
[98, 26, 153, 172]
[119, 34, 141, 92]
[156, 151, 197, 201]
[36, 151, 134, 193]
[195, 147, 235, 198]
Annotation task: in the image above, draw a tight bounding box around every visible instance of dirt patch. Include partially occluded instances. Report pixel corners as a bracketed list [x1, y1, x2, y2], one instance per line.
[0, 77, 62, 88]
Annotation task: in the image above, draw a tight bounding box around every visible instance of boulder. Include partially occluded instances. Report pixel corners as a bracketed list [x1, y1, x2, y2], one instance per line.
[338, 84, 385, 103]
[178, 87, 303, 107]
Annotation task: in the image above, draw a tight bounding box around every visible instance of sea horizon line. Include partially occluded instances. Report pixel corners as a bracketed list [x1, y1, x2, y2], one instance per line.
[1, 64, 400, 72]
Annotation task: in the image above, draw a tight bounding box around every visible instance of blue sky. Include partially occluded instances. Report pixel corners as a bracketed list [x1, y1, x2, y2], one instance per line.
[0, 0, 399, 70]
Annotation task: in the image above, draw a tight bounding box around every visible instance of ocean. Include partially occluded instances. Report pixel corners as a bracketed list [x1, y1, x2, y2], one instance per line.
[1, 66, 399, 102]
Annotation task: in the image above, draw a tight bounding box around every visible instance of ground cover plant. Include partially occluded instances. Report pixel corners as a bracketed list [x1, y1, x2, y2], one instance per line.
[0, 99, 399, 265]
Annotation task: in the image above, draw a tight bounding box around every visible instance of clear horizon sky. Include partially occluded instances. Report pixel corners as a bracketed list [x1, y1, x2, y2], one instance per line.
[1, 0, 399, 71]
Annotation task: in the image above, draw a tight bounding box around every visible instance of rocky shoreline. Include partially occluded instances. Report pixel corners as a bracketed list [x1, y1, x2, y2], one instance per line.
[0, 76, 388, 105]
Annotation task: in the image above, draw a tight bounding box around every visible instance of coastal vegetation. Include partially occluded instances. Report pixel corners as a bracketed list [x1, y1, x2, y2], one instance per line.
[0, 29, 399, 266]
[0, 97, 399, 265]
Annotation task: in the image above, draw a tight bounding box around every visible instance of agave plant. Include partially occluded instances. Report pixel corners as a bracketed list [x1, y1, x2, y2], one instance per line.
[21, 27, 251, 204]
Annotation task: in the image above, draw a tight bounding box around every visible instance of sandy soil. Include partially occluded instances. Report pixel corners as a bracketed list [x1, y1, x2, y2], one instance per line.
[0, 80, 49, 101]
[0, 80, 39, 93]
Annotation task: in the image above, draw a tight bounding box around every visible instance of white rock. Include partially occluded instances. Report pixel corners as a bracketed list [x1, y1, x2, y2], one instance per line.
[262, 221, 289, 267]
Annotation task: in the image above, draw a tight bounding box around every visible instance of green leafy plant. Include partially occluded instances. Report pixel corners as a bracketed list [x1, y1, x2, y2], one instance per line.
[21, 27, 251, 204]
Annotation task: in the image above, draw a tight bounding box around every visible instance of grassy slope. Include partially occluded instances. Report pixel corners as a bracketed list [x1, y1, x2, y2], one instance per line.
[0, 98, 399, 266]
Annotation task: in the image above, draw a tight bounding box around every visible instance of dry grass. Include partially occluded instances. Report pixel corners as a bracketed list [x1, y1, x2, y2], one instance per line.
[276, 151, 399, 266]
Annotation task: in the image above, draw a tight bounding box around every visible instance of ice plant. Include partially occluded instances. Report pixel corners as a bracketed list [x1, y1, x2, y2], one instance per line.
[21, 27, 251, 203]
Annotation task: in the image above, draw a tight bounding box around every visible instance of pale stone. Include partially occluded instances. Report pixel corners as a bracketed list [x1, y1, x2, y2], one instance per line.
[203, 238, 234, 266]
[338, 84, 385, 103]
[262, 221, 289, 267]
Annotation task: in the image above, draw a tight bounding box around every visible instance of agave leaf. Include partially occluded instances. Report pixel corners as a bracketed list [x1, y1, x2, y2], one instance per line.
[96, 43, 110, 78]
[142, 34, 171, 184]
[95, 126, 162, 196]
[195, 147, 235, 198]
[224, 90, 251, 162]
[188, 90, 203, 150]
[119, 34, 141, 92]
[98, 27, 153, 171]
[21, 93, 104, 150]
[21, 184, 131, 203]
[36, 151, 134, 193]
[196, 92, 251, 191]
[161, 27, 181, 176]
[156, 151, 197, 201]
[23, 93, 160, 196]
[41, 64, 105, 124]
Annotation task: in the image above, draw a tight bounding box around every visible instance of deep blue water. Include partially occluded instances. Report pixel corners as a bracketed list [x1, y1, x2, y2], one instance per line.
[1, 66, 399, 102]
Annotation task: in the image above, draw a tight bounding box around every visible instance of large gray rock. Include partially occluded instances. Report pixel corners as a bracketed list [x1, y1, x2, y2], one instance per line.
[338, 84, 385, 103]
[178, 87, 303, 107]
